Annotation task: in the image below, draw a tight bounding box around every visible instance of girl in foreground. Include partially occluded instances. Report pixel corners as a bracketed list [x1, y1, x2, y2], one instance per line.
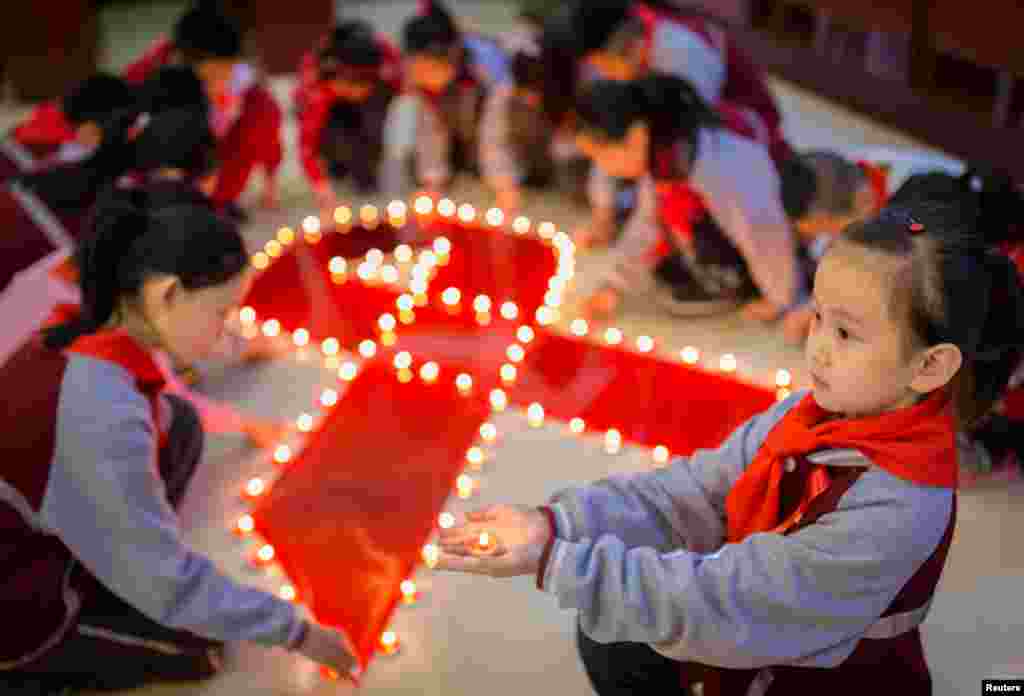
[437, 201, 1024, 695]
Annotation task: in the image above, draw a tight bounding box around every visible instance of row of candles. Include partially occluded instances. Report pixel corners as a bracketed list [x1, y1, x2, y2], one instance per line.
[231, 193, 801, 673]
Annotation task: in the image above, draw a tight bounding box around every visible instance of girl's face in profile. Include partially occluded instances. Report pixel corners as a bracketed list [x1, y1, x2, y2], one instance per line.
[575, 121, 649, 180]
[141, 271, 252, 366]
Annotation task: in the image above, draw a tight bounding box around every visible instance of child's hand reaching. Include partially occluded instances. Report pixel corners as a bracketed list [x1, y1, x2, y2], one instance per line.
[495, 187, 522, 213]
[296, 621, 361, 683]
[581, 285, 622, 320]
[741, 297, 784, 323]
[435, 504, 552, 577]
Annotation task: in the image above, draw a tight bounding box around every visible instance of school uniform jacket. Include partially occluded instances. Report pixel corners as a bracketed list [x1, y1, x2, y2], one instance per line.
[538, 390, 956, 694]
[0, 331, 304, 669]
[412, 34, 510, 187]
[599, 127, 804, 312]
[294, 34, 402, 190]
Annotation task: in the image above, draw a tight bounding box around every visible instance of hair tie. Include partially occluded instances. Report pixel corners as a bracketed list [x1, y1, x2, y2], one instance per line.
[909, 221, 925, 236]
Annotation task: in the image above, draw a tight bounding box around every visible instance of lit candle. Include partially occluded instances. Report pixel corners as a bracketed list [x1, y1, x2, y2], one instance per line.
[253, 544, 275, 565]
[414, 196, 433, 215]
[473, 295, 492, 314]
[512, 216, 530, 235]
[569, 417, 585, 434]
[490, 389, 508, 411]
[455, 373, 473, 394]
[277, 227, 295, 245]
[486, 208, 504, 226]
[292, 328, 310, 347]
[302, 216, 320, 235]
[251, 252, 270, 270]
[604, 328, 623, 345]
[479, 423, 497, 442]
[420, 361, 440, 383]
[400, 579, 418, 605]
[605, 429, 622, 455]
[433, 236, 451, 256]
[422, 543, 439, 568]
[500, 301, 519, 320]
[680, 346, 700, 364]
[273, 445, 292, 465]
[636, 335, 654, 353]
[396, 294, 415, 312]
[243, 477, 266, 500]
[500, 363, 517, 383]
[328, 256, 347, 275]
[320, 389, 339, 407]
[394, 351, 413, 370]
[338, 362, 358, 382]
[265, 239, 283, 258]
[239, 306, 256, 325]
[506, 344, 525, 363]
[358, 340, 377, 359]
[395, 245, 414, 264]
[537, 221, 556, 239]
[719, 354, 737, 373]
[456, 474, 475, 499]
[334, 207, 352, 226]
[516, 326, 535, 344]
[442, 287, 461, 306]
[380, 265, 399, 285]
[652, 445, 670, 465]
[527, 403, 545, 428]
[261, 319, 281, 338]
[378, 630, 400, 656]
[457, 203, 476, 222]
[476, 531, 496, 552]
[438, 199, 456, 217]
[775, 369, 792, 388]
[297, 413, 314, 432]
[438, 512, 455, 529]
[279, 585, 297, 601]
[235, 513, 255, 535]
[466, 446, 485, 469]
[321, 337, 340, 356]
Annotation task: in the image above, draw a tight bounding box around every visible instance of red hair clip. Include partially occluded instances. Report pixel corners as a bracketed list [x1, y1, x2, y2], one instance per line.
[909, 222, 925, 236]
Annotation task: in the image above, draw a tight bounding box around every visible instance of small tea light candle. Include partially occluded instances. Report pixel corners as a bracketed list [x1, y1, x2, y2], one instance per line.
[252, 544, 275, 566]
[422, 543, 440, 568]
[378, 630, 400, 656]
[438, 512, 456, 529]
[456, 474, 475, 499]
[456, 373, 473, 394]
[476, 531, 496, 552]
[400, 579, 418, 605]
[235, 514, 255, 536]
[243, 477, 266, 500]
[279, 584, 296, 601]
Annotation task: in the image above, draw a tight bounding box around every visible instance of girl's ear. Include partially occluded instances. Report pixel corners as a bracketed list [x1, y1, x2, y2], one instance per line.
[910, 343, 963, 395]
[142, 275, 181, 319]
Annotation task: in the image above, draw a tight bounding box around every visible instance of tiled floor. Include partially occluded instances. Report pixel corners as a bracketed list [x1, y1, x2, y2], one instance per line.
[3, 2, 1023, 695]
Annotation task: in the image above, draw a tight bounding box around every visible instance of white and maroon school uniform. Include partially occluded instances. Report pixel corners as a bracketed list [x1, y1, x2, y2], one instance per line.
[0, 329, 305, 670]
[294, 33, 402, 192]
[537, 389, 958, 695]
[627, 3, 783, 147]
[13, 36, 283, 208]
[600, 126, 805, 313]
[407, 34, 511, 187]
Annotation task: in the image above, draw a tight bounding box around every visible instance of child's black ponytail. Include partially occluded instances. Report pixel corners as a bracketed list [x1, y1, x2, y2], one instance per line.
[964, 251, 1024, 427]
[43, 189, 151, 349]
